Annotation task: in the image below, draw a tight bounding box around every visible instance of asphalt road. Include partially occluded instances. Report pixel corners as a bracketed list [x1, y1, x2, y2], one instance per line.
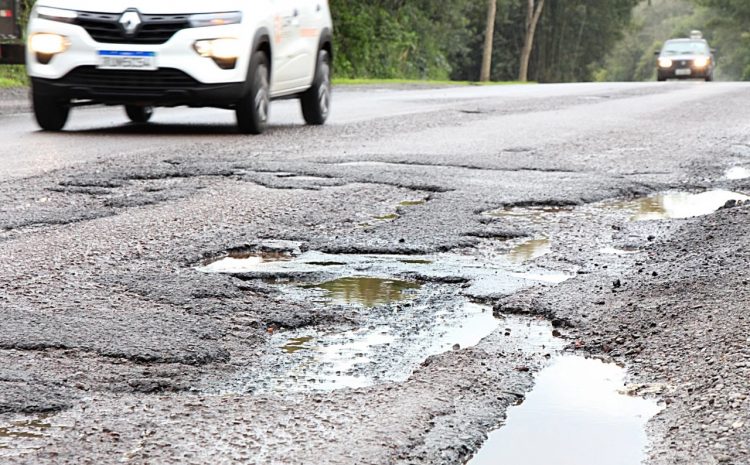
[1, 81, 749, 465]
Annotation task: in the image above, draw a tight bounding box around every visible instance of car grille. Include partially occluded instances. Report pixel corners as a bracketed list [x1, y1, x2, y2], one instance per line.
[74, 11, 190, 45]
[64, 67, 199, 93]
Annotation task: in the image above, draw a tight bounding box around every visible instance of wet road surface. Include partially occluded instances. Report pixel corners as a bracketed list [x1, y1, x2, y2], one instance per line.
[1, 81, 749, 464]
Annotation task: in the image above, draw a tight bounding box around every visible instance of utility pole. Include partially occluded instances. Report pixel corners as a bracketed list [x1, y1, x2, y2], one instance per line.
[480, 0, 496, 82]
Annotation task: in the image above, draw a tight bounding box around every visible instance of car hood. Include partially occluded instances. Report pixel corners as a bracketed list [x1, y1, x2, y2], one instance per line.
[660, 54, 710, 61]
[35, 0, 245, 14]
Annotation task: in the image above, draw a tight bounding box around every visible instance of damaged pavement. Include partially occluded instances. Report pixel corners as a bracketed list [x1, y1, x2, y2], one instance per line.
[1, 82, 749, 464]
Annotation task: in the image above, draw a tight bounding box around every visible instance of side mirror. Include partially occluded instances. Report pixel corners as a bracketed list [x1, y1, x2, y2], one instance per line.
[654, 51, 660, 56]
[711, 48, 717, 54]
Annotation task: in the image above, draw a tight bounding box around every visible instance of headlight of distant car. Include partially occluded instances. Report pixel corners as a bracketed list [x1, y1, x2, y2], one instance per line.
[658, 58, 673, 68]
[34, 6, 78, 23]
[189, 12, 242, 28]
[194, 38, 241, 69]
[693, 57, 710, 68]
[29, 33, 70, 64]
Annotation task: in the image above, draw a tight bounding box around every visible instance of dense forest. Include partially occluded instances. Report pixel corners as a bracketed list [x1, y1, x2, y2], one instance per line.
[4, 1, 749, 84]
[329, 0, 750, 82]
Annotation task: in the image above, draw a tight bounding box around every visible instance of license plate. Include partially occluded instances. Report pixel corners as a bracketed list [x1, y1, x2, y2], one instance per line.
[675, 68, 692, 76]
[97, 51, 157, 70]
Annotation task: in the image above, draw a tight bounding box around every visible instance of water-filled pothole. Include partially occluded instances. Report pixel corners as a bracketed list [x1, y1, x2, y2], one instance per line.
[468, 356, 663, 465]
[485, 205, 574, 223]
[726, 167, 750, 180]
[0, 417, 52, 456]
[227, 303, 563, 393]
[507, 238, 551, 264]
[306, 277, 422, 307]
[200, 249, 574, 302]
[604, 190, 748, 221]
[200, 250, 294, 273]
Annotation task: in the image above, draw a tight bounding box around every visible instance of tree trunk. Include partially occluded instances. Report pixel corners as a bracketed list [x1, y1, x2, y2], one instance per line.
[479, 0, 497, 82]
[519, 0, 545, 82]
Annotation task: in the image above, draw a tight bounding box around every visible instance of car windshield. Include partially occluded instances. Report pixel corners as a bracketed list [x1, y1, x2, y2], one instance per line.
[662, 41, 709, 56]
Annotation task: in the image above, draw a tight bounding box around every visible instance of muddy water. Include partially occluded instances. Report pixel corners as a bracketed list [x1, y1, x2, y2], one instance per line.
[507, 238, 551, 264]
[0, 417, 51, 456]
[607, 190, 749, 221]
[468, 357, 663, 465]
[307, 277, 422, 307]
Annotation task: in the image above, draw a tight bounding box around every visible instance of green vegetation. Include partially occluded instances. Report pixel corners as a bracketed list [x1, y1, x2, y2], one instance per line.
[330, 0, 639, 83]
[0, 65, 28, 88]
[7, 0, 748, 85]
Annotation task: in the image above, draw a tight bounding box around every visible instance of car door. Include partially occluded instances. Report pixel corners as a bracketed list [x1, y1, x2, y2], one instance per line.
[295, 0, 325, 85]
[270, 0, 305, 93]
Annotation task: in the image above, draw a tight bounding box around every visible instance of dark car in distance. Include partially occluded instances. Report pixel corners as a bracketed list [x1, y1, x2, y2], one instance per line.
[657, 34, 715, 82]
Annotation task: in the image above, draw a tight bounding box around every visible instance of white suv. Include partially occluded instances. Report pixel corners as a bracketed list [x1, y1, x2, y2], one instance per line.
[26, 1, 333, 134]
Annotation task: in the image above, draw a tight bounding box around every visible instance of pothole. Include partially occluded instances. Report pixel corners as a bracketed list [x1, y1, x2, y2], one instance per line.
[199, 250, 295, 273]
[468, 356, 663, 465]
[507, 238, 551, 265]
[305, 277, 422, 307]
[484, 205, 574, 223]
[726, 167, 750, 180]
[0, 416, 53, 457]
[602, 190, 749, 221]
[225, 301, 563, 393]
[200, 250, 574, 301]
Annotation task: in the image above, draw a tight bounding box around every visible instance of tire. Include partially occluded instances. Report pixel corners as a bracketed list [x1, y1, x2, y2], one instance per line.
[705, 74, 714, 82]
[32, 88, 70, 131]
[657, 76, 667, 82]
[125, 105, 153, 123]
[236, 51, 270, 135]
[301, 49, 332, 126]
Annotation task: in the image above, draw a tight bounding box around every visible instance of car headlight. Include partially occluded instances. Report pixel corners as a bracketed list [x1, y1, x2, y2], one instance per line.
[29, 33, 70, 64]
[35, 6, 78, 23]
[189, 12, 242, 28]
[194, 38, 241, 69]
[693, 57, 710, 68]
[658, 58, 673, 68]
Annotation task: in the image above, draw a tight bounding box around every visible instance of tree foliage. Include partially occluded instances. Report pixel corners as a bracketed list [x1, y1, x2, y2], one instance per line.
[330, 0, 639, 83]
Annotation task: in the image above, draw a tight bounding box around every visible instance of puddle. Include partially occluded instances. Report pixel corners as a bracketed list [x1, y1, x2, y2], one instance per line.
[468, 356, 663, 465]
[400, 200, 427, 207]
[199, 250, 294, 273]
[606, 190, 749, 221]
[232, 302, 562, 393]
[399, 259, 434, 265]
[507, 238, 551, 264]
[600, 247, 638, 255]
[281, 337, 315, 354]
[485, 205, 574, 222]
[726, 167, 750, 180]
[0, 417, 51, 455]
[307, 277, 422, 307]
[373, 213, 399, 221]
[199, 249, 575, 302]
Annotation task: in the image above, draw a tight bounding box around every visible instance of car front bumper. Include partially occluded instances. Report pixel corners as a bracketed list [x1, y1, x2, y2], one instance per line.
[31, 66, 249, 107]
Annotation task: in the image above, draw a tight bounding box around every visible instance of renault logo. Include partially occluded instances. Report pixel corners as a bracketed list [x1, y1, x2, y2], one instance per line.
[119, 10, 142, 35]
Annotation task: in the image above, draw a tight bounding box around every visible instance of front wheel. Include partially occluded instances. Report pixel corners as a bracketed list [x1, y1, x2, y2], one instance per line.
[125, 105, 153, 123]
[32, 89, 70, 131]
[236, 51, 270, 135]
[301, 50, 332, 126]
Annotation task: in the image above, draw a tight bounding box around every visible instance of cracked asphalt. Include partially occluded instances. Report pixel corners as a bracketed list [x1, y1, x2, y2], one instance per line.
[1, 81, 749, 464]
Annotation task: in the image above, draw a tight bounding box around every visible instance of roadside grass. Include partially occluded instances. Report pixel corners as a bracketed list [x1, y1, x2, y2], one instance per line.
[0, 65, 28, 88]
[333, 78, 534, 86]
